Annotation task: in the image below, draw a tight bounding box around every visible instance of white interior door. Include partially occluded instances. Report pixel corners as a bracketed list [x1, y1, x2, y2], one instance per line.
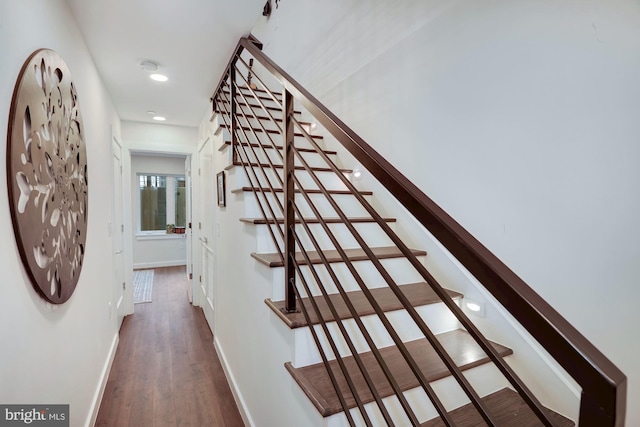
[111, 138, 126, 328]
[198, 138, 215, 328]
[185, 155, 193, 303]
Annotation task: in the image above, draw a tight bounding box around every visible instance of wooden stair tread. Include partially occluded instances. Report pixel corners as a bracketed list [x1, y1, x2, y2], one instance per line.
[211, 113, 307, 125]
[251, 246, 427, 268]
[221, 88, 283, 102]
[266, 282, 462, 328]
[216, 98, 301, 113]
[219, 140, 335, 155]
[421, 388, 574, 427]
[219, 123, 323, 139]
[222, 86, 283, 95]
[225, 161, 352, 173]
[240, 217, 396, 225]
[231, 187, 372, 196]
[285, 330, 513, 417]
[219, 140, 336, 155]
[214, 112, 309, 125]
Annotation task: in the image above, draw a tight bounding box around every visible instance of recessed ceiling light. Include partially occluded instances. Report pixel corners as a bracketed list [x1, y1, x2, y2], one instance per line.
[147, 110, 156, 115]
[152, 116, 166, 121]
[150, 74, 168, 82]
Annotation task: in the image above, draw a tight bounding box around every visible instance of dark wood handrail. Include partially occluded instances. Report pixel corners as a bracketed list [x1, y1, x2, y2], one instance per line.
[211, 35, 627, 426]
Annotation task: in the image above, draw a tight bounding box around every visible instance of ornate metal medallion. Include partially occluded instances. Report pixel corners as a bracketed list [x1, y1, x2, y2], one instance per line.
[7, 49, 88, 304]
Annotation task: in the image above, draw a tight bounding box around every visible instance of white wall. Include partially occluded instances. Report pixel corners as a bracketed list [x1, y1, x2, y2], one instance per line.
[250, 0, 639, 423]
[131, 154, 188, 269]
[0, 1, 121, 425]
[122, 121, 198, 154]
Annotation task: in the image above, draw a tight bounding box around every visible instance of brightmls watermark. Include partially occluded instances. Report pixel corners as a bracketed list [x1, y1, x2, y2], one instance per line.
[0, 405, 68, 426]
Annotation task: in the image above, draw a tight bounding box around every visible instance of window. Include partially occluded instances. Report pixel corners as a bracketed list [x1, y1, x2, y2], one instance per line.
[175, 177, 186, 227]
[139, 174, 185, 232]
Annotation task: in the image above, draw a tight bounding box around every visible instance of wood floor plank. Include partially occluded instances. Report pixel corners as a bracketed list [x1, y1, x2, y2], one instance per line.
[95, 266, 244, 427]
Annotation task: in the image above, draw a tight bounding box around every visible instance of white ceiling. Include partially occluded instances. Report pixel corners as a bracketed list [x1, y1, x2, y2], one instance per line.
[66, 0, 265, 128]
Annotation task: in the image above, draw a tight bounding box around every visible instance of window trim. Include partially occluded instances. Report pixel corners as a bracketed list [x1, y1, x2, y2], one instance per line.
[137, 173, 186, 234]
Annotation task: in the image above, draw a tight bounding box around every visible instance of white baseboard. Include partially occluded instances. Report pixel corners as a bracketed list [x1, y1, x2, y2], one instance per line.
[133, 260, 186, 269]
[86, 333, 119, 427]
[214, 337, 255, 427]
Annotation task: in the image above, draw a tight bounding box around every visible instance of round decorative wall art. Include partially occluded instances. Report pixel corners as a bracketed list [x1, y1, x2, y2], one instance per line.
[7, 49, 88, 304]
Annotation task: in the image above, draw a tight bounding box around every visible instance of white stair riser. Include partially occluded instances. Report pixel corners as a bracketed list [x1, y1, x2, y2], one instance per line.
[253, 222, 396, 253]
[217, 98, 281, 115]
[228, 134, 324, 153]
[233, 108, 284, 124]
[238, 147, 335, 169]
[234, 115, 316, 136]
[269, 257, 428, 301]
[228, 166, 350, 191]
[292, 301, 462, 367]
[235, 116, 282, 133]
[215, 112, 321, 149]
[241, 192, 373, 219]
[324, 362, 511, 427]
[217, 130, 322, 153]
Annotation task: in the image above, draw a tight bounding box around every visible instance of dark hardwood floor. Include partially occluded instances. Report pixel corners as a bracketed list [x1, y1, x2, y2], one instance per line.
[96, 266, 244, 427]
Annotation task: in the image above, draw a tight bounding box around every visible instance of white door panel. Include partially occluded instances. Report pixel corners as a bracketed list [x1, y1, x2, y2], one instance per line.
[185, 156, 193, 303]
[111, 137, 127, 328]
[197, 138, 216, 327]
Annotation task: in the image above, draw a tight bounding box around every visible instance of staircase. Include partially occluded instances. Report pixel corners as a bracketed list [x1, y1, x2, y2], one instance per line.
[206, 36, 625, 426]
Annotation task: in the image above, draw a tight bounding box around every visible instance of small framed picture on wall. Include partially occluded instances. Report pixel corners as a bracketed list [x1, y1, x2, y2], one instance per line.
[217, 171, 226, 207]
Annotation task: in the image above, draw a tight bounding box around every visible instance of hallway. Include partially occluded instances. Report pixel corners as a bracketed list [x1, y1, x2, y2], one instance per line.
[96, 266, 244, 426]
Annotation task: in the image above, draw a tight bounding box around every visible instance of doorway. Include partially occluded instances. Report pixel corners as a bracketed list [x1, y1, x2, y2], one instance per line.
[130, 153, 191, 305]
